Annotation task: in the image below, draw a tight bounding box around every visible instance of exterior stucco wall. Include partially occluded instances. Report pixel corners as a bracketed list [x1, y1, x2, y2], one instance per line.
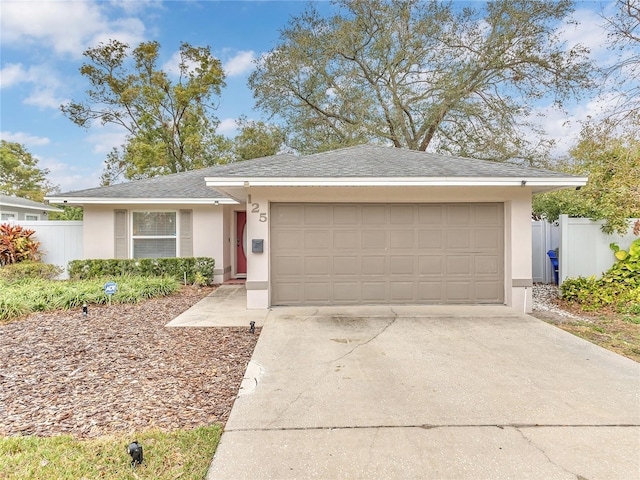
[193, 206, 226, 282]
[83, 205, 115, 259]
[245, 193, 270, 309]
[242, 186, 533, 312]
[82, 204, 228, 280]
[505, 191, 534, 313]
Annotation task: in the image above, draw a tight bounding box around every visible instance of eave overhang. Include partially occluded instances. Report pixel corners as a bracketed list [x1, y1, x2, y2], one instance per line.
[204, 176, 588, 194]
[44, 196, 239, 206]
[0, 201, 62, 212]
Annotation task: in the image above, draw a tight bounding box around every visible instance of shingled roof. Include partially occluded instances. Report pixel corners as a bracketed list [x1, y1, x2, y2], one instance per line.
[204, 144, 573, 178]
[0, 195, 62, 212]
[47, 164, 244, 201]
[48, 145, 584, 203]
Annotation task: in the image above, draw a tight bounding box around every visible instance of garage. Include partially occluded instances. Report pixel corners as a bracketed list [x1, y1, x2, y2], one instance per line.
[270, 202, 504, 305]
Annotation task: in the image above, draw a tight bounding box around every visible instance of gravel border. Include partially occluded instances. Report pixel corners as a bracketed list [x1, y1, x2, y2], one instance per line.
[532, 283, 591, 322]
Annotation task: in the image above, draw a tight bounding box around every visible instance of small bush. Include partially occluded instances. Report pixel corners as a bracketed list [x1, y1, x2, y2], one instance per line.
[0, 223, 42, 266]
[193, 271, 207, 287]
[562, 238, 640, 311]
[68, 257, 215, 285]
[0, 261, 63, 282]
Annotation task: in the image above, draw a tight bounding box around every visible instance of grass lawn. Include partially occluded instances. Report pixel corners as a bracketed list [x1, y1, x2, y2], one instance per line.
[0, 425, 221, 480]
[545, 310, 640, 363]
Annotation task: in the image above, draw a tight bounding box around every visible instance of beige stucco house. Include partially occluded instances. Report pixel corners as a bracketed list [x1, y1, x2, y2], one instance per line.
[47, 145, 587, 313]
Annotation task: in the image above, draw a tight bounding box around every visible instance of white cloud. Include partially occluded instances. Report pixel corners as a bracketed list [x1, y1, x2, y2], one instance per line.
[0, 0, 145, 58]
[529, 92, 615, 158]
[163, 48, 215, 79]
[223, 50, 256, 77]
[40, 157, 101, 191]
[0, 63, 68, 109]
[560, 7, 611, 64]
[0, 131, 50, 146]
[56, 172, 101, 192]
[25, 88, 67, 110]
[0, 64, 29, 88]
[217, 118, 239, 136]
[162, 50, 201, 78]
[110, 0, 164, 15]
[162, 50, 184, 76]
[85, 125, 128, 155]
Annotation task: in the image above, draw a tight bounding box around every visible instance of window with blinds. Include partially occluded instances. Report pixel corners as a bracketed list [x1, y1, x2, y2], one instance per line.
[132, 211, 177, 258]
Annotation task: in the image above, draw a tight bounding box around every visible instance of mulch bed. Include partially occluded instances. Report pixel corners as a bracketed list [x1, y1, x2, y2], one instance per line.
[0, 286, 260, 438]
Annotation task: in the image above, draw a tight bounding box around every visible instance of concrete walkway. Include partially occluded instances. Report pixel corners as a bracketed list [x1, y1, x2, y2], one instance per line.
[166, 284, 268, 327]
[208, 305, 640, 480]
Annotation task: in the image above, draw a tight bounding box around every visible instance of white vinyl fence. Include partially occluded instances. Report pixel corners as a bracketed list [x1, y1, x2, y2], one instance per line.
[10, 221, 83, 278]
[558, 215, 638, 283]
[532, 216, 639, 284]
[531, 219, 560, 284]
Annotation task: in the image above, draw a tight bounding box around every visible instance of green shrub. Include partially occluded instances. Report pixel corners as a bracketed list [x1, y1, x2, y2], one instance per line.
[68, 257, 215, 284]
[561, 238, 640, 311]
[0, 261, 63, 282]
[193, 271, 207, 286]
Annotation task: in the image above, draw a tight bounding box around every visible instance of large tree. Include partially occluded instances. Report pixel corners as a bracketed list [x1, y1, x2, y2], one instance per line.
[0, 140, 57, 202]
[533, 116, 640, 234]
[232, 117, 286, 161]
[603, 0, 640, 119]
[249, 0, 594, 161]
[62, 40, 227, 181]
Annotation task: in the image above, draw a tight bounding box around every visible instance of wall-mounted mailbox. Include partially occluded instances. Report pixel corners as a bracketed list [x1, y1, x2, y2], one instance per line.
[252, 239, 264, 253]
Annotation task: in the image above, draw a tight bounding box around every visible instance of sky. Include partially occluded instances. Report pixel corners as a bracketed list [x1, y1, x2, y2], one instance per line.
[0, 0, 629, 193]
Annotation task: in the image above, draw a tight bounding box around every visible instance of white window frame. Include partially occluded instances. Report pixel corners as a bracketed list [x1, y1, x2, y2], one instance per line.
[130, 210, 179, 259]
[25, 214, 40, 221]
[1, 211, 17, 221]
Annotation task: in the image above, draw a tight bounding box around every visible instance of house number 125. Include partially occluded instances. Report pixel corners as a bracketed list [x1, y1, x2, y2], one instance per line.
[251, 202, 267, 222]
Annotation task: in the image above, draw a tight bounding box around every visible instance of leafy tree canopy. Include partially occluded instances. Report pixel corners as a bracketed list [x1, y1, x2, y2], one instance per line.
[232, 116, 286, 161]
[533, 116, 640, 234]
[249, 0, 594, 161]
[62, 40, 228, 182]
[0, 140, 57, 202]
[49, 205, 84, 221]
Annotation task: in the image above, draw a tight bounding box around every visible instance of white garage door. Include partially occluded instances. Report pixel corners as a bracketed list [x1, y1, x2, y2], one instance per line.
[270, 203, 504, 305]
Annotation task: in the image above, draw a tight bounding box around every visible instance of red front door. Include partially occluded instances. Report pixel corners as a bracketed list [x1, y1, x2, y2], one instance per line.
[236, 211, 247, 275]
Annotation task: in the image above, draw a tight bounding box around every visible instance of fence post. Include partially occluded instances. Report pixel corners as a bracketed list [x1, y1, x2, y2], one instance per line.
[559, 215, 569, 286]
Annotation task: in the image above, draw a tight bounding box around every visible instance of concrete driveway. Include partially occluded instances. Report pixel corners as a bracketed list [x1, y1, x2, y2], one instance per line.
[208, 306, 640, 479]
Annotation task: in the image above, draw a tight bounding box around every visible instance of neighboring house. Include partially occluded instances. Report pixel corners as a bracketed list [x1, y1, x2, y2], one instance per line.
[0, 195, 62, 221]
[46, 145, 587, 312]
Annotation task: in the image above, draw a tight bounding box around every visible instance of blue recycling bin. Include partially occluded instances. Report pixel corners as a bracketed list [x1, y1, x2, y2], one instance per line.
[547, 250, 559, 285]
